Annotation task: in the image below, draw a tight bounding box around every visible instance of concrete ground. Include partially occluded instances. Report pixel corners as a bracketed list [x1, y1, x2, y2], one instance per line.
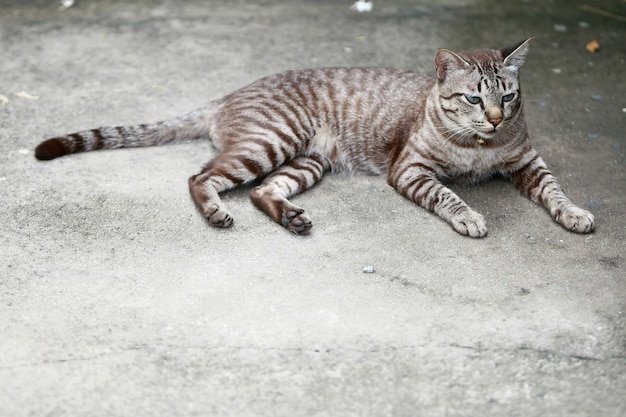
[1, 0, 624, 416]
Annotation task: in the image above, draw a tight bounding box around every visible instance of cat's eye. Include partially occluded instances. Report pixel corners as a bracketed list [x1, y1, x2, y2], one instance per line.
[465, 95, 481, 105]
[502, 93, 516, 102]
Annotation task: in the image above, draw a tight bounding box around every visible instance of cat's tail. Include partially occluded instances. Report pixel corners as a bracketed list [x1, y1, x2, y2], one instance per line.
[34, 105, 219, 161]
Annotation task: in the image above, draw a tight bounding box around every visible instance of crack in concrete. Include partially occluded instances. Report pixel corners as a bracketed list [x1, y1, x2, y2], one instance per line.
[3, 342, 624, 370]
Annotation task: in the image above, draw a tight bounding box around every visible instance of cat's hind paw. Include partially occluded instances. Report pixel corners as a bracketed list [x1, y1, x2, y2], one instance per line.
[554, 206, 595, 234]
[450, 209, 488, 238]
[281, 208, 312, 235]
[205, 204, 234, 228]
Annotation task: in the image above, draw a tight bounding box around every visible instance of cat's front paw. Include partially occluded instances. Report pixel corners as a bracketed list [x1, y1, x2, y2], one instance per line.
[554, 206, 595, 234]
[450, 209, 487, 238]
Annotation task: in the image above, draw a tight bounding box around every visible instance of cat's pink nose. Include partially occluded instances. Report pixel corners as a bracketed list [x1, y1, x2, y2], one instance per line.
[489, 117, 502, 126]
[486, 107, 503, 127]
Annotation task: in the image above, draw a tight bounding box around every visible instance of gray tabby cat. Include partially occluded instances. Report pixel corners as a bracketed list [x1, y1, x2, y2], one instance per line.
[35, 39, 595, 237]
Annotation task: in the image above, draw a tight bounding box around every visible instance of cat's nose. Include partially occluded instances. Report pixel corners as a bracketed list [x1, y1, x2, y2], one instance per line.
[486, 107, 503, 127]
[489, 117, 502, 127]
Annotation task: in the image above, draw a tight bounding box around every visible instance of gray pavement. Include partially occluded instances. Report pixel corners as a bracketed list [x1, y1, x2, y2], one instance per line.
[1, 0, 625, 416]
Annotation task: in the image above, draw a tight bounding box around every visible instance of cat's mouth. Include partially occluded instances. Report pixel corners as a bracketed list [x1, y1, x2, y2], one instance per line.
[472, 120, 503, 138]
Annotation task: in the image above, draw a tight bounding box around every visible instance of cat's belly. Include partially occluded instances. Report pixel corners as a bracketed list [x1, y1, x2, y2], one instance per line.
[307, 126, 385, 175]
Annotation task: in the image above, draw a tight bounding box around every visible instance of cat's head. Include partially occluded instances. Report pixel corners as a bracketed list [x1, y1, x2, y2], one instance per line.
[433, 38, 532, 143]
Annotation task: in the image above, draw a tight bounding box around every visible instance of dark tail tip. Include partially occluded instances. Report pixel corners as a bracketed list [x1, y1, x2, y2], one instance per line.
[35, 138, 68, 160]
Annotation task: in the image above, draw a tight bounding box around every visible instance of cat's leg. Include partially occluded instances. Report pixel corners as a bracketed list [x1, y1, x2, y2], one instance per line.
[188, 169, 235, 228]
[388, 165, 487, 237]
[507, 150, 595, 233]
[249, 153, 328, 234]
[188, 150, 272, 228]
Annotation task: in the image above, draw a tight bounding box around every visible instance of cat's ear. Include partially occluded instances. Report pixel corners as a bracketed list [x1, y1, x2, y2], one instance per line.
[501, 38, 533, 70]
[434, 49, 471, 82]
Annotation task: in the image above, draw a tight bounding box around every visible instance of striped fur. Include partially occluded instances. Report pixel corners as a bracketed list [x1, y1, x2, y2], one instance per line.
[35, 38, 595, 236]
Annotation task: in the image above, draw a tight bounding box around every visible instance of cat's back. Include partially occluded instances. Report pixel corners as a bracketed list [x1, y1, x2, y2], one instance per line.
[230, 66, 433, 108]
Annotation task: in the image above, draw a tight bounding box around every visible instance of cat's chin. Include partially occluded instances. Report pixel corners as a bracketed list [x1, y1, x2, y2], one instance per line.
[470, 129, 507, 146]
[473, 130, 496, 141]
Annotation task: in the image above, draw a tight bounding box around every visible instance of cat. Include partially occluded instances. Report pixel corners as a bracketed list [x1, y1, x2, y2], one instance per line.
[35, 38, 595, 237]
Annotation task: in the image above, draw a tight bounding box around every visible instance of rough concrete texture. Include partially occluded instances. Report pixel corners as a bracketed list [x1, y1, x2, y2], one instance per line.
[1, 0, 625, 416]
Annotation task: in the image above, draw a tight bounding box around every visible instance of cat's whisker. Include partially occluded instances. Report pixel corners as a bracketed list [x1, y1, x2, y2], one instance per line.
[439, 123, 475, 143]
